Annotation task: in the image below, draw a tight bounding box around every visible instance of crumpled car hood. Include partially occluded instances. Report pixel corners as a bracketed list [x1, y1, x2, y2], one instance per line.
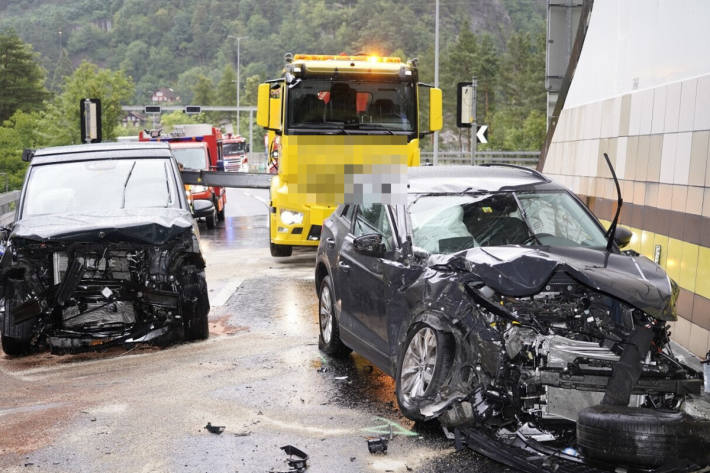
[11, 208, 194, 245]
[438, 246, 677, 321]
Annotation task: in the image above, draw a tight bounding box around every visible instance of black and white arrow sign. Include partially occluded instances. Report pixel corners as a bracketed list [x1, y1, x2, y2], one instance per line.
[476, 125, 488, 144]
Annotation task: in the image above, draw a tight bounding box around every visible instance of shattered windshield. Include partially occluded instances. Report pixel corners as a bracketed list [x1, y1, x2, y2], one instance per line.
[171, 147, 209, 170]
[409, 191, 607, 254]
[286, 78, 416, 133]
[22, 159, 179, 217]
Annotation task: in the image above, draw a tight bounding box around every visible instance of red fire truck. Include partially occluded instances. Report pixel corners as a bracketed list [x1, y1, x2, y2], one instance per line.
[220, 133, 249, 172]
[139, 124, 227, 228]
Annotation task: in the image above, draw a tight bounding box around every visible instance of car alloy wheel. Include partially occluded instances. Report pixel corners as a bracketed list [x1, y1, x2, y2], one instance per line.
[400, 326, 438, 403]
[319, 284, 333, 344]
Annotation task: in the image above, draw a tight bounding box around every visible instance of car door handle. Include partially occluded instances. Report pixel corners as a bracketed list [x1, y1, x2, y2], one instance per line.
[338, 261, 351, 272]
[326, 237, 336, 248]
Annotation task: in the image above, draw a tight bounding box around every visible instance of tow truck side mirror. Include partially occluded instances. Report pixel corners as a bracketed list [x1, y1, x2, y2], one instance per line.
[256, 83, 271, 128]
[429, 87, 442, 132]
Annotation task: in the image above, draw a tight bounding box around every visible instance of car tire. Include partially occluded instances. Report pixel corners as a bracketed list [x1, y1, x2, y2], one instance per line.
[1, 334, 31, 356]
[318, 275, 350, 357]
[205, 207, 217, 229]
[270, 242, 292, 257]
[183, 271, 210, 341]
[395, 323, 454, 421]
[577, 404, 708, 467]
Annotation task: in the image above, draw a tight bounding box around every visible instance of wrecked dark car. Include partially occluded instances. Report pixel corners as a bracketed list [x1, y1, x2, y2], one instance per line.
[315, 165, 710, 471]
[0, 142, 210, 356]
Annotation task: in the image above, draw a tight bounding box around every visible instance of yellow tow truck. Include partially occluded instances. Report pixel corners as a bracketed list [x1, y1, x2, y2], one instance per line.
[257, 53, 442, 257]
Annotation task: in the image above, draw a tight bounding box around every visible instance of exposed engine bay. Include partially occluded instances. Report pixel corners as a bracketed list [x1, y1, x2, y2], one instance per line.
[406, 248, 709, 471]
[0, 231, 208, 353]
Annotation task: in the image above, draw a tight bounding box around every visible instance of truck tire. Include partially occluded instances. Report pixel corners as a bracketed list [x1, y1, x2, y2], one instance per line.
[270, 243, 292, 257]
[577, 405, 701, 467]
[395, 323, 454, 421]
[317, 275, 350, 357]
[215, 197, 225, 222]
[205, 207, 217, 229]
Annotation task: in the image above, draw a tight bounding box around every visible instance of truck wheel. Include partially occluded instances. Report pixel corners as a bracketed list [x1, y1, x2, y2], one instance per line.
[215, 197, 225, 222]
[577, 405, 704, 467]
[395, 323, 454, 421]
[318, 275, 350, 357]
[183, 271, 210, 341]
[270, 243, 292, 257]
[205, 207, 217, 229]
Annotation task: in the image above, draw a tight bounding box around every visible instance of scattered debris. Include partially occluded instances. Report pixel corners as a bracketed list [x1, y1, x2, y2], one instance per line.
[367, 437, 388, 454]
[204, 422, 225, 435]
[233, 431, 251, 437]
[349, 457, 356, 462]
[334, 376, 348, 380]
[279, 445, 308, 472]
[316, 366, 328, 373]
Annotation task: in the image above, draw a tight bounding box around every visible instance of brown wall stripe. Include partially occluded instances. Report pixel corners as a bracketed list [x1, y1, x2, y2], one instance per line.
[581, 195, 710, 248]
[579, 193, 710, 330]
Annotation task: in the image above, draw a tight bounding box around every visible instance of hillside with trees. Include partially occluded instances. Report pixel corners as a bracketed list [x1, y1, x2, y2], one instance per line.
[0, 0, 546, 189]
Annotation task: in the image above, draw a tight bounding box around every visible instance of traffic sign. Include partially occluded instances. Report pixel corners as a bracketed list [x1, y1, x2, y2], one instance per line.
[476, 125, 488, 144]
[184, 105, 201, 114]
[144, 105, 161, 114]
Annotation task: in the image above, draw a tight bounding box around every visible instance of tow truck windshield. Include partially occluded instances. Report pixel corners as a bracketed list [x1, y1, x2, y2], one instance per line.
[410, 191, 608, 253]
[287, 79, 416, 134]
[22, 159, 179, 217]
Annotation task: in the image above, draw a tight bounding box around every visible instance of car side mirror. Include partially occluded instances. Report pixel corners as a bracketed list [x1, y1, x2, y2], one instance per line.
[353, 233, 386, 258]
[192, 199, 214, 219]
[614, 226, 632, 248]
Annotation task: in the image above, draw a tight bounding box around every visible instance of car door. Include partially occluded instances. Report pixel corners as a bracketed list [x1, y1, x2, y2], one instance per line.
[338, 203, 398, 366]
[322, 204, 356, 331]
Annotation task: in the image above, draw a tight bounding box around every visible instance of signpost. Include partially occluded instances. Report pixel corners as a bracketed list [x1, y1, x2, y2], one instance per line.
[80, 98, 101, 143]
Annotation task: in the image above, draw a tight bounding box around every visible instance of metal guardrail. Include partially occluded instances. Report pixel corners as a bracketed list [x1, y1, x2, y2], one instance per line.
[421, 151, 540, 167]
[0, 190, 20, 226]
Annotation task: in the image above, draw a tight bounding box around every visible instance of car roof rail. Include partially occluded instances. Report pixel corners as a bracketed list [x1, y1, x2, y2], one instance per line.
[478, 162, 549, 182]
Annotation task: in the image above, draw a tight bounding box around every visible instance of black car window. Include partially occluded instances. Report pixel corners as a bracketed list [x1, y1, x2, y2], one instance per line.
[353, 203, 395, 251]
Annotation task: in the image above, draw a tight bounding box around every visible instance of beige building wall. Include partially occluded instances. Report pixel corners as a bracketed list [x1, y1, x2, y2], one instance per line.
[542, 0, 710, 357]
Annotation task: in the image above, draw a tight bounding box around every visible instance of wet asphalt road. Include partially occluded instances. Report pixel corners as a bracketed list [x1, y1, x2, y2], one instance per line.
[0, 188, 508, 473]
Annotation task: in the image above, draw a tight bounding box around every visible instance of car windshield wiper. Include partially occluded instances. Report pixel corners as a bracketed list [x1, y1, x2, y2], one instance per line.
[163, 161, 172, 207]
[120, 161, 137, 209]
[355, 123, 395, 135]
[512, 192, 541, 245]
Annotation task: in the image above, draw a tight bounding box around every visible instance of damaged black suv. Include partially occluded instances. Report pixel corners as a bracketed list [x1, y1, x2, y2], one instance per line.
[0, 142, 211, 356]
[315, 165, 710, 471]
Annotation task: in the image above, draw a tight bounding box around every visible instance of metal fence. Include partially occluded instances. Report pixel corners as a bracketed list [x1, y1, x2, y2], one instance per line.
[420, 150, 540, 167]
[0, 190, 19, 226]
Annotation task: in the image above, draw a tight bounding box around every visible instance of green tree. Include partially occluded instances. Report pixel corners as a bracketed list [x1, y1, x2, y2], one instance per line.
[0, 110, 43, 190]
[0, 31, 49, 122]
[43, 61, 134, 144]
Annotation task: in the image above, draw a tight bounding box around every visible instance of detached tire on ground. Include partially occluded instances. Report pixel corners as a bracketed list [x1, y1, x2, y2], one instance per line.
[395, 323, 454, 421]
[317, 275, 350, 357]
[577, 404, 708, 468]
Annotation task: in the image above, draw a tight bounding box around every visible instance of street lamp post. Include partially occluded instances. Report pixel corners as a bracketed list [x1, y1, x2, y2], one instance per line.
[433, 0, 439, 165]
[228, 35, 247, 134]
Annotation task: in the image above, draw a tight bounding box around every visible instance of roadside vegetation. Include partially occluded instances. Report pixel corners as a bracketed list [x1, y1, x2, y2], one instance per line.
[0, 0, 546, 190]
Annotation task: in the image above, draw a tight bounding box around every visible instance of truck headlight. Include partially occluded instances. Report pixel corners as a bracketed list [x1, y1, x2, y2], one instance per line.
[280, 209, 303, 225]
